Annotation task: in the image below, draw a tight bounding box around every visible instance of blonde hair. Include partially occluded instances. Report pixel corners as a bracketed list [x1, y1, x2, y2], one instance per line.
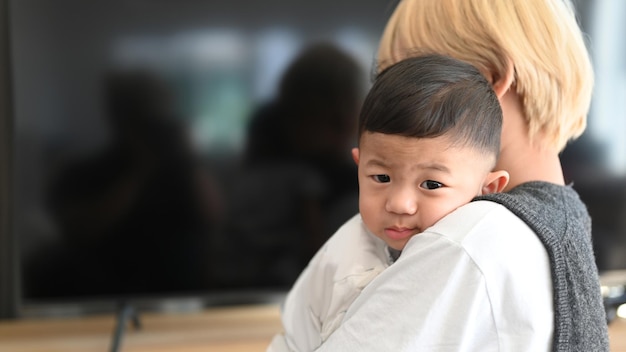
[378, 0, 594, 151]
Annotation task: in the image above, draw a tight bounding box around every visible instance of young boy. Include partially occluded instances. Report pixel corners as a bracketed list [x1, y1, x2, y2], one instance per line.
[268, 54, 509, 351]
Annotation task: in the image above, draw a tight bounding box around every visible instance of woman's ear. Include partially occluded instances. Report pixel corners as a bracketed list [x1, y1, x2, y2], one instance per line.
[351, 147, 360, 165]
[490, 58, 515, 99]
[481, 170, 510, 195]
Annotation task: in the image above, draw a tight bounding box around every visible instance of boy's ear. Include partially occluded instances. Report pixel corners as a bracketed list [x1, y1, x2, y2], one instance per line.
[489, 58, 515, 99]
[481, 170, 510, 195]
[351, 147, 360, 165]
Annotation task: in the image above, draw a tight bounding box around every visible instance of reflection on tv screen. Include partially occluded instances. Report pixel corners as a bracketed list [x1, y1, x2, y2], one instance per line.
[11, 0, 392, 304]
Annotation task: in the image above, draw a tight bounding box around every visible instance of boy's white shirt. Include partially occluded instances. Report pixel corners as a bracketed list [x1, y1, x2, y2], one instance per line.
[269, 214, 391, 352]
[268, 201, 554, 352]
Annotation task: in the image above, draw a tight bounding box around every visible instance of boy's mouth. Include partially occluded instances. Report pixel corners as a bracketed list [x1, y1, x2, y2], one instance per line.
[384, 226, 417, 241]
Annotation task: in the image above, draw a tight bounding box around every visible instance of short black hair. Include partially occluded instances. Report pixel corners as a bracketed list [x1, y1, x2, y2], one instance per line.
[358, 54, 502, 158]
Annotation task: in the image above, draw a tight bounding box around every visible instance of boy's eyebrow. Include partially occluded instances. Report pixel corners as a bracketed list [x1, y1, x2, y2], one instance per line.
[365, 158, 450, 173]
[364, 159, 388, 168]
[416, 162, 450, 173]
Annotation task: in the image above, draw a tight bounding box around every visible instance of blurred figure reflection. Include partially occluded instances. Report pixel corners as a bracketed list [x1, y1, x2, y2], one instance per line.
[24, 69, 223, 297]
[223, 42, 366, 288]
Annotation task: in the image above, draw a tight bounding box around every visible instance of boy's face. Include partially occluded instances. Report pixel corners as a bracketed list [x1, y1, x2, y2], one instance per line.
[353, 132, 506, 251]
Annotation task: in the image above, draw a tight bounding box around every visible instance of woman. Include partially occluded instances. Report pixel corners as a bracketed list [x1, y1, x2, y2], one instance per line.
[271, 0, 609, 350]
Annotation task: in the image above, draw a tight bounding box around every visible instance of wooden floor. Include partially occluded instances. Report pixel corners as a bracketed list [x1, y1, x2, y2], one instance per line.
[0, 304, 283, 352]
[611, 318, 626, 351]
[1, 303, 626, 351]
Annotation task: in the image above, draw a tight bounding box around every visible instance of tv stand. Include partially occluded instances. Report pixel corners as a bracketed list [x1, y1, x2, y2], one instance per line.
[110, 301, 142, 352]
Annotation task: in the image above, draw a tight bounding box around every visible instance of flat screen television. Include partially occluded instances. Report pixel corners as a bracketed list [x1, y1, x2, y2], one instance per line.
[9, 0, 396, 316]
[6, 0, 626, 320]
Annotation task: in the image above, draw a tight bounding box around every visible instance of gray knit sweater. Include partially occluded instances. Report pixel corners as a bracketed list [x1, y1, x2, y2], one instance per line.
[476, 181, 609, 352]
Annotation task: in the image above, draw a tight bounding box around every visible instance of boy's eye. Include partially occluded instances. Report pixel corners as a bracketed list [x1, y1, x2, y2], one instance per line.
[420, 180, 443, 190]
[373, 174, 391, 183]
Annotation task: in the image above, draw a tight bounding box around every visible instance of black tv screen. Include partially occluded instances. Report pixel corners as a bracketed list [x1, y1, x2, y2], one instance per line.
[11, 0, 394, 311]
[10, 0, 626, 316]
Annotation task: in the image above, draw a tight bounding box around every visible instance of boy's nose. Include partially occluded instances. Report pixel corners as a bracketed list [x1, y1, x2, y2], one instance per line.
[385, 189, 418, 215]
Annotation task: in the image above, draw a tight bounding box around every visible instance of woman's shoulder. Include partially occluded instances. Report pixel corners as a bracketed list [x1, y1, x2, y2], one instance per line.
[475, 181, 592, 243]
[476, 181, 588, 218]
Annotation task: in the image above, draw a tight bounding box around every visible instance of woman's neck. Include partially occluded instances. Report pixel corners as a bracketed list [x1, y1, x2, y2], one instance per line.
[498, 144, 565, 192]
[497, 90, 565, 192]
